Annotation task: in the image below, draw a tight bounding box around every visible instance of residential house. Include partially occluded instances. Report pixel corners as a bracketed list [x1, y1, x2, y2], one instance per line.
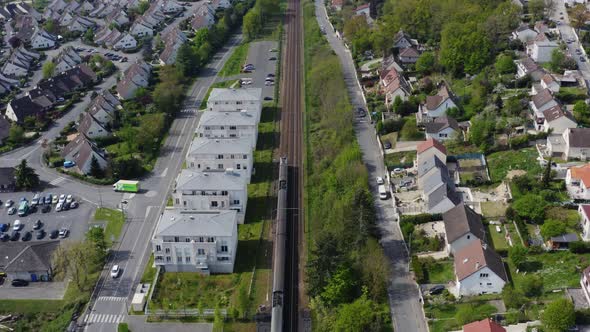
[398, 47, 419, 64]
[443, 203, 486, 255]
[14, 14, 37, 43]
[30, 29, 57, 49]
[5, 95, 52, 123]
[542, 105, 577, 134]
[159, 27, 188, 65]
[417, 83, 457, 123]
[355, 4, 371, 23]
[61, 134, 108, 174]
[512, 24, 538, 42]
[529, 88, 558, 130]
[425, 117, 461, 141]
[106, 10, 130, 27]
[515, 57, 545, 80]
[380, 66, 411, 105]
[173, 169, 248, 223]
[541, 73, 560, 93]
[0, 73, 19, 92]
[151, 209, 238, 274]
[416, 137, 447, 166]
[196, 110, 259, 147]
[191, 4, 216, 31]
[53, 46, 82, 73]
[112, 33, 137, 51]
[78, 112, 110, 139]
[463, 319, 506, 332]
[58, 11, 75, 26]
[0, 241, 60, 281]
[130, 18, 154, 37]
[158, 0, 184, 14]
[547, 233, 578, 250]
[211, 0, 231, 10]
[68, 16, 96, 33]
[116, 60, 152, 100]
[393, 29, 418, 49]
[331, 0, 343, 10]
[0, 167, 15, 192]
[1, 46, 39, 78]
[454, 240, 508, 296]
[547, 128, 590, 160]
[37, 64, 97, 99]
[578, 204, 590, 242]
[0, 117, 9, 146]
[420, 156, 461, 214]
[566, 163, 590, 199]
[88, 90, 120, 126]
[186, 138, 254, 182]
[527, 36, 559, 63]
[94, 27, 137, 50]
[207, 88, 263, 122]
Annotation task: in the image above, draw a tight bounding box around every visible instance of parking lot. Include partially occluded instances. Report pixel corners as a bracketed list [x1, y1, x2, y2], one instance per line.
[0, 191, 93, 245]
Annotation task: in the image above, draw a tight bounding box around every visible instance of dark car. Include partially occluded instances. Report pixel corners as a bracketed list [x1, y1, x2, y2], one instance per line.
[21, 231, 32, 241]
[383, 141, 392, 149]
[267, 73, 275, 77]
[49, 230, 59, 239]
[10, 231, 19, 241]
[33, 220, 42, 230]
[264, 96, 273, 101]
[42, 205, 51, 213]
[429, 285, 445, 295]
[0, 223, 8, 232]
[36, 230, 45, 240]
[0, 233, 9, 242]
[11, 279, 29, 287]
[62, 202, 70, 211]
[357, 107, 366, 117]
[269, 57, 277, 61]
[44, 194, 52, 205]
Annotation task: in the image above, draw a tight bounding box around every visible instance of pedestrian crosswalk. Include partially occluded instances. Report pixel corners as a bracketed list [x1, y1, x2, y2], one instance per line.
[84, 313, 125, 324]
[97, 296, 127, 302]
[181, 108, 198, 113]
[49, 177, 65, 186]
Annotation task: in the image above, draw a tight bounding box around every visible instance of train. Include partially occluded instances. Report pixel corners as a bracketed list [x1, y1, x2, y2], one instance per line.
[271, 157, 288, 332]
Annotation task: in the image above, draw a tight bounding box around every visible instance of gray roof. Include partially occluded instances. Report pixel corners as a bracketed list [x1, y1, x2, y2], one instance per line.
[208, 88, 262, 102]
[550, 233, 578, 243]
[426, 182, 461, 210]
[155, 209, 237, 237]
[417, 155, 447, 178]
[199, 111, 257, 127]
[176, 169, 246, 191]
[422, 163, 453, 194]
[566, 128, 590, 148]
[189, 137, 252, 156]
[0, 241, 60, 272]
[425, 117, 460, 134]
[443, 203, 486, 244]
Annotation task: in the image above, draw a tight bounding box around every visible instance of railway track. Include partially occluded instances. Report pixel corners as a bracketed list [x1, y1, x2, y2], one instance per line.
[278, 0, 303, 329]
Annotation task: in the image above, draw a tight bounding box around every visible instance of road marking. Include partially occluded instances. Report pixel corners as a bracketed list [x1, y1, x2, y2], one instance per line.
[160, 167, 168, 178]
[97, 296, 127, 302]
[49, 177, 65, 186]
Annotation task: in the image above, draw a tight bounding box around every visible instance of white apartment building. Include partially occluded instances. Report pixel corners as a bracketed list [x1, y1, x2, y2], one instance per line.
[186, 138, 253, 182]
[152, 209, 238, 274]
[196, 110, 259, 147]
[173, 169, 248, 224]
[207, 88, 263, 122]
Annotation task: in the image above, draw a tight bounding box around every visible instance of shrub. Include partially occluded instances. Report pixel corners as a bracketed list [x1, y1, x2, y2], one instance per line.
[400, 213, 442, 224]
[570, 241, 590, 254]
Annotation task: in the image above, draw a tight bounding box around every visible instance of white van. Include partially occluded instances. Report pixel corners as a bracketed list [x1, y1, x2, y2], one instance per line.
[378, 185, 388, 200]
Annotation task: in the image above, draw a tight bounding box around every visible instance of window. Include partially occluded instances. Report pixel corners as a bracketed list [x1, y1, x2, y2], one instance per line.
[221, 191, 228, 196]
[174, 237, 179, 242]
[233, 200, 240, 205]
[487, 283, 492, 286]
[440, 133, 448, 138]
[479, 273, 489, 278]
[218, 164, 224, 169]
[230, 134, 237, 137]
[177, 256, 182, 263]
[229, 126, 236, 130]
[175, 198, 179, 204]
[218, 257, 229, 261]
[230, 155, 235, 159]
[467, 235, 471, 239]
[217, 154, 224, 159]
[221, 245, 228, 252]
[185, 238, 190, 242]
[208, 237, 215, 242]
[185, 257, 191, 263]
[236, 164, 241, 169]
[183, 201, 187, 206]
[199, 237, 204, 242]
[197, 163, 200, 168]
[165, 248, 171, 254]
[156, 245, 161, 251]
[156, 256, 163, 261]
[166, 256, 171, 262]
[236, 101, 242, 105]
[197, 248, 205, 255]
[220, 126, 224, 130]
[243, 154, 248, 159]
[211, 201, 218, 207]
[204, 126, 210, 130]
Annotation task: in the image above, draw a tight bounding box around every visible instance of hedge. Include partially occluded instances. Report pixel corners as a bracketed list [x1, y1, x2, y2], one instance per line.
[400, 213, 442, 224]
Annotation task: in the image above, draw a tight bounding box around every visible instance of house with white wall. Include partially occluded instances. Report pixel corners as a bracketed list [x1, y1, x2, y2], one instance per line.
[530, 88, 558, 130]
[196, 110, 259, 147]
[579, 205, 590, 242]
[542, 105, 577, 134]
[207, 88, 263, 122]
[527, 38, 559, 63]
[566, 164, 590, 200]
[151, 209, 238, 274]
[454, 240, 508, 296]
[173, 169, 248, 224]
[512, 24, 538, 42]
[417, 83, 457, 123]
[443, 203, 486, 255]
[186, 138, 253, 182]
[425, 117, 460, 141]
[549, 128, 590, 160]
[416, 137, 447, 167]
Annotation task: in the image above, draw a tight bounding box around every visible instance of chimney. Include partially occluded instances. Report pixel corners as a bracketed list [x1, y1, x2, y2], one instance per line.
[475, 261, 480, 270]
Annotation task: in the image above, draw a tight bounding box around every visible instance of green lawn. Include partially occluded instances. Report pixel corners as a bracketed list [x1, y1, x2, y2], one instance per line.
[481, 201, 508, 218]
[427, 260, 455, 284]
[218, 43, 250, 77]
[399, 116, 424, 141]
[486, 147, 542, 183]
[426, 301, 497, 332]
[199, 79, 241, 109]
[510, 251, 590, 291]
[94, 208, 125, 245]
[141, 254, 157, 284]
[384, 151, 415, 169]
[487, 224, 509, 251]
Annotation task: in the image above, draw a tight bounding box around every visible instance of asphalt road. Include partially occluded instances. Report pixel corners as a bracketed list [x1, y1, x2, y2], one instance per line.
[314, 2, 428, 332]
[553, 0, 590, 81]
[80, 33, 244, 331]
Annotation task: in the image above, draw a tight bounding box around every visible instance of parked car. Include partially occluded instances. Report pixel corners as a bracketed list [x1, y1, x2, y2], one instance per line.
[0, 233, 8, 241]
[12, 220, 21, 231]
[0, 223, 8, 232]
[66, 195, 73, 204]
[70, 201, 78, 209]
[63, 202, 70, 211]
[581, 56, 586, 62]
[7, 207, 16, 215]
[36, 230, 45, 240]
[58, 194, 66, 203]
[264, 96, 273, 101]
[58, 228, 69, 238]
[269, 48, 278, 52]
[269, 57, 277, 61]
[49, 230, 59, 239]
[429, 285, 445, 295]
[42, 205, 51, 213]
[267, 73, 275, 77]
[56, 203, 63, 212]
[51, 195, 59, 204]
[111, 265, 120, 278]
[10, 231, 19, 241]
[63, 161, 75, 168]
[33, 220, 42, 230]
[44, 194, 52, 205]
[11, 279, 28, 287]
[21, 231, 31, 241]
[376, 176, 384, 185]
[4, 199, 13, 208]
[31, 194, 40, 206]
[383, 141, 392, 149]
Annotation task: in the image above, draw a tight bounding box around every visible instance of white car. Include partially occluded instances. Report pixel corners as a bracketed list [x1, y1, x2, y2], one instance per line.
[55, 202, 63, 212]
[4, 199, 13, 208]
[111, 265, 120, 278]
[376, 176, 384, 185]
[58, 228, 69, 238]
[12, 220, 21, 231]
[66, 195, 73, 204]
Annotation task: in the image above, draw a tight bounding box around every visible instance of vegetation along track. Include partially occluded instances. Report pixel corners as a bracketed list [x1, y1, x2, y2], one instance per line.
[279, 0, 303, 329]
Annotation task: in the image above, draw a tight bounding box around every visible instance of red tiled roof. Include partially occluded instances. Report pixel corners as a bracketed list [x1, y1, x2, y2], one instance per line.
[454, 240, 507, 282]
[417, 138, 447, 155]
[463, 318, 506, 332]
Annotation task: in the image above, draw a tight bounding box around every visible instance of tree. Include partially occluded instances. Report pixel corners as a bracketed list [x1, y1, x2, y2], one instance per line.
[542, 298, 575, 332]
[508, 245, 528, 270]
[574, 100, 590, 123]
[43, 19, 57, 34]
[320, 266, 357, 306]
[528, 0, 546, 20]
[7, 124, 25, 144]
[86, 226, 107, 264]
[176, 43, 199, 77]
[306, 232, 344, 297]
[415, 51, 435, 75]
[502, 286, 526, 309]
[440, 22, 492, 75]
[540, 219, 567, 239]
[243, 9, 262, 41]
[137, 0, 150, 14]
[14, 159, 39, 190]
[550, 48, 565, 72]
[89, 155, 104, 178]
[392, 96, 402, 113]
[8, 37, 21, 48]
[542, 158, 553, 187]
[333, 291, 388, 331]
[83, 28, 94, 43]
[569, 4, 589, 30]
[52, 241, 97, 290]
[41, 61, 56, 79]
[521, 274, 543, 298]
[495, 54, 516, 75]
[512, 194, 548, 223]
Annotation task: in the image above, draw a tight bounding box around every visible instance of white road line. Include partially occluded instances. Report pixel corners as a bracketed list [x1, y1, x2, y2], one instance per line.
[49, 177, 65, 186]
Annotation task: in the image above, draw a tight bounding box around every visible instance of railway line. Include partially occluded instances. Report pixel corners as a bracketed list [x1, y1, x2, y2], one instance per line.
[274, 0, 303, 329]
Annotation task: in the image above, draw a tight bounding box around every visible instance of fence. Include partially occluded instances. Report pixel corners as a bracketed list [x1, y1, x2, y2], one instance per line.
[145, 308, 227, 318]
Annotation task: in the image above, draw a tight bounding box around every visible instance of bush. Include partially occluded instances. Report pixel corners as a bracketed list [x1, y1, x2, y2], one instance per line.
[401, 213, 442, 224]
[118, 323, 130, 332]
[411, 256, 426, 283]
[570, 241, 590, 253]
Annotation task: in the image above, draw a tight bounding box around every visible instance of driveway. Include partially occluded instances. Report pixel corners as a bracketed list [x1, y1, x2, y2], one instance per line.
[315, 2, 428, 332]
[389, 140, 424, 153]
[0, 280, 67, 300]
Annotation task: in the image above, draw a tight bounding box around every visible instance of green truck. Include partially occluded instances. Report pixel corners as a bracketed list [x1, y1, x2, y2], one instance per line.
[113, 180, 140, 193]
